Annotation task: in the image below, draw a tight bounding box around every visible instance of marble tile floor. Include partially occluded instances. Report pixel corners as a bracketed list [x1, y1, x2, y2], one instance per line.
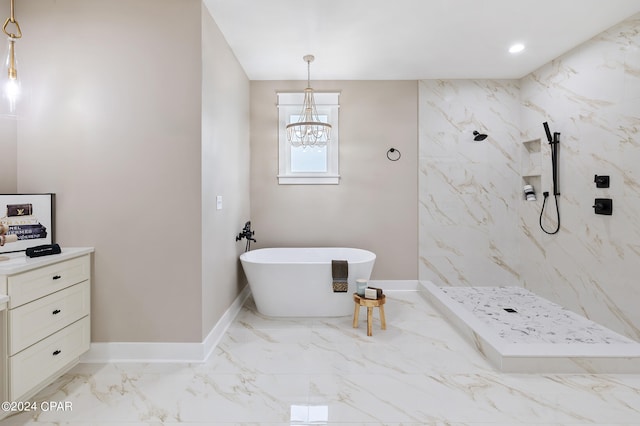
[3, 290, 640, 425]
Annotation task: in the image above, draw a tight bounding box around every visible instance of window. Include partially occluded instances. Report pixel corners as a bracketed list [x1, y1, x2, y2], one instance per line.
[277, 92, 340, 184]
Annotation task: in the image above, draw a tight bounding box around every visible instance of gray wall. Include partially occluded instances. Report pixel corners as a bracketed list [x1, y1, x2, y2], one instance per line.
[249, 80, 418, 280]
[201, 4, 251, 339]
[0, 118, 16, 193]
[8, 0, 250, 344]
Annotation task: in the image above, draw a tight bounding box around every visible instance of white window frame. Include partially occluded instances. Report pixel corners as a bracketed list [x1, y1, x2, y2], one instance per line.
[277, 92, 340, 185]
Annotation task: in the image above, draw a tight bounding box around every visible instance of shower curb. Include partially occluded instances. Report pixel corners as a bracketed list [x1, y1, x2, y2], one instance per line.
[419, 280, 640, 373]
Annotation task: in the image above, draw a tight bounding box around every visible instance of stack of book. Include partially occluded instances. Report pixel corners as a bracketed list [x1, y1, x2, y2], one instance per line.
[364, 287, 384, 300]
[0, 203, 48, 241]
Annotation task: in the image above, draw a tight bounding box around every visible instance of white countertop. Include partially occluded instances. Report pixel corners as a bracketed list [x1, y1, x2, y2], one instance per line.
[0, 247, 94, 276]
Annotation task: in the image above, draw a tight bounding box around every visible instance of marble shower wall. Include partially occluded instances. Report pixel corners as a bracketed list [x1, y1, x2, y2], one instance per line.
[418, 80, 521, 287]
[519, 14, 640, 340]
[419, 13, 640, 340]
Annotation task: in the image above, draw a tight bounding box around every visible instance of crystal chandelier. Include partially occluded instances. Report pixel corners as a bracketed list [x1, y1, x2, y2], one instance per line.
[286, 55, 331, 148]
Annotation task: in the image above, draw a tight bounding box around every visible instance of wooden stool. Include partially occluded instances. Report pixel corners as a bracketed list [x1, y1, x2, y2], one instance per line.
[352, 293, 386, 336]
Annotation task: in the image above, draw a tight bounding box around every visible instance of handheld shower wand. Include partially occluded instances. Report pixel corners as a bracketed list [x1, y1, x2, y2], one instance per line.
[540, 122, 561, 234]
[543, 122, 560, 197]
[543, 121, 553, 144]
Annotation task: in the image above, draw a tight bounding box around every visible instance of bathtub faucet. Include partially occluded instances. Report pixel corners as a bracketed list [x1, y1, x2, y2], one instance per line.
[236, 221, 256, 251]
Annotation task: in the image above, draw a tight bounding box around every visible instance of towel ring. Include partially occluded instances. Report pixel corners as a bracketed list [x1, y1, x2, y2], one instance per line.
[386, 148, 401, 161]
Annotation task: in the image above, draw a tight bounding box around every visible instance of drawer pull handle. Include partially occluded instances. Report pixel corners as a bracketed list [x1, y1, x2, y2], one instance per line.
[52, 275, 62, 280]
[52, 349, 62, 356]
[52, 309, 61, 315]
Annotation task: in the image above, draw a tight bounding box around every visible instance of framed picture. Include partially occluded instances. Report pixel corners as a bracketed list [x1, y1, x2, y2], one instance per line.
[0, 193, 55, 254]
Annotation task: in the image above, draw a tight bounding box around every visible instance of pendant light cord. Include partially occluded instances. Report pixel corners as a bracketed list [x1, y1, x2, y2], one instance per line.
[2, 0, 22, 39]
[303, 54, 314, 88]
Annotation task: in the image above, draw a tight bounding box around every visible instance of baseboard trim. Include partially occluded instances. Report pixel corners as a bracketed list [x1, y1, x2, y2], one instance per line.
[201, 284, 251, 360]
[368, 279, 419, 291]
[80, 280, 416, 363]
[80, 285, 251, 363]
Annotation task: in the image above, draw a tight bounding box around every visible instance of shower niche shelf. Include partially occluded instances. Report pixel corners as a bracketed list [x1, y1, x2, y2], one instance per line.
[520, 138, 542, 197]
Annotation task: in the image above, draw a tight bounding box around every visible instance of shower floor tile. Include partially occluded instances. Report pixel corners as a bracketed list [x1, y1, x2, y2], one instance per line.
[441, 285, 635, 345]
[421, 281, 640, 373]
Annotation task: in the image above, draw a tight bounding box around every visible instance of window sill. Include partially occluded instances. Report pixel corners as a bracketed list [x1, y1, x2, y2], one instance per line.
[277, 174, 340, 185]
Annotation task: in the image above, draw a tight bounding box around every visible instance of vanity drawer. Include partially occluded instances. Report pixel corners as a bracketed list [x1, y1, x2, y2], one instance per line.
[8, 281, 90, 355]
[10, 316, 90, 400]
[8, 255, 90, 308]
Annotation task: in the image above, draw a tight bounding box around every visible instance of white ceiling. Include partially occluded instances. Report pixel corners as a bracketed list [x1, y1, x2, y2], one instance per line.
[203, 0, 640, 80]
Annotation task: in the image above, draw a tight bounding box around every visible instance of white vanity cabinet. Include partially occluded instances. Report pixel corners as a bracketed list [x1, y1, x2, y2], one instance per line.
[0, 247, 93, 407]
[0, 294, 9, 404]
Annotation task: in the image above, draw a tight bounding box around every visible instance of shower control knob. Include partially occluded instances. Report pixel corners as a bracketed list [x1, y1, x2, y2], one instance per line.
[593, 198, 613, 215]
[594, 174, 610, 188]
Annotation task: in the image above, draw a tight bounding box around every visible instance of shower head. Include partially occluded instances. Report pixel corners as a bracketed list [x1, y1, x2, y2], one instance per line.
[543, 122, 553, 143]
[473, 131, 488, 141]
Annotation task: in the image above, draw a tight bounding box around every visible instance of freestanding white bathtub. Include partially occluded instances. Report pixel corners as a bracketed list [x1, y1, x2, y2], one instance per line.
[239, 247, 376, 317]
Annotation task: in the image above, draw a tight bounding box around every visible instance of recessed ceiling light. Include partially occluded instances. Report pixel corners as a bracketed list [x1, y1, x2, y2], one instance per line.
[509, 43, 525, 54]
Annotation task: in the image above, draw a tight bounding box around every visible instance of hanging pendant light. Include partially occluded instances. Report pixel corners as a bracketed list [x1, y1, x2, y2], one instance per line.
[2, 0, 22, 115]
[286, 55, 331, 148]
